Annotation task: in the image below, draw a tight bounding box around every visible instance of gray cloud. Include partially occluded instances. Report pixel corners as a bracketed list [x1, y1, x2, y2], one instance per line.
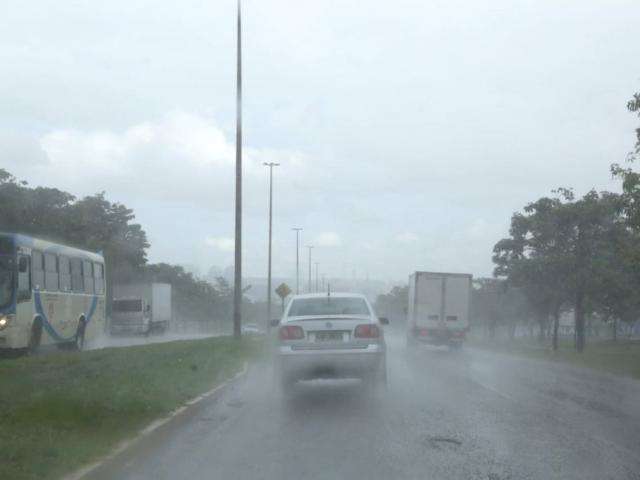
[1, 0, 638, 282]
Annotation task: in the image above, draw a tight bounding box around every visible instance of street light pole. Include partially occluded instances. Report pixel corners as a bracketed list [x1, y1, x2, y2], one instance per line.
[292, 228, 302, 294]
[306, 245, 314, 293]
[264, 162, 279, 331]
[232, 0, 243, 339]
[315, 262, 319, 293]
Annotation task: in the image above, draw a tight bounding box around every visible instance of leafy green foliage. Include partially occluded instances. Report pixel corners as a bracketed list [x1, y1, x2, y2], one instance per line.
[0, 336, 262, 480]
[471, 278, 528, 339]
[493, 188, 640, 352]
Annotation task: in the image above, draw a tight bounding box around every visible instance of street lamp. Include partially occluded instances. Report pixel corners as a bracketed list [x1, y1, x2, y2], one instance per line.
[232, 0, 243, 339]
[264, 162, 280, 330]
[306, 245, 314, 293]
[292, 228, 302, 294]
[315, 262, 319, 293]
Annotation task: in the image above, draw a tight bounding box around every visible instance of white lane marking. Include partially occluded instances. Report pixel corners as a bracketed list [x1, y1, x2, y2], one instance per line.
[472, 379, 515, 401]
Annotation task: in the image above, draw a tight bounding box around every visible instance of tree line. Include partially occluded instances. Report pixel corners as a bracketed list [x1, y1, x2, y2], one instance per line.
[0, 170, 237, 330]
[489, 90, 640, 352]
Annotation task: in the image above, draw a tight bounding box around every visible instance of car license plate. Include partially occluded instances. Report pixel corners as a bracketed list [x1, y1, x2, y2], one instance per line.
[315, 331, 344, 342]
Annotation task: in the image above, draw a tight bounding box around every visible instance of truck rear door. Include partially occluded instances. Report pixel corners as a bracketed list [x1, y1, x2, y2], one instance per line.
[415, 274, 444, 329]
[443, 275, 471, 331]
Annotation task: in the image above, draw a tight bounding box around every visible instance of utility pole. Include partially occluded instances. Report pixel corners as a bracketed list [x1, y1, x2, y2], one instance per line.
[292, 228, 302, 294]
[315, 262, 319, 293]
[264, 162, 279, 330]
[306, 245, 314, 293]
[232, 0, 243, 339]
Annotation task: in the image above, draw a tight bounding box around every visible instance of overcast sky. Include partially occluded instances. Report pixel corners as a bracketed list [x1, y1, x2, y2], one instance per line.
[1, 0, 638, 283]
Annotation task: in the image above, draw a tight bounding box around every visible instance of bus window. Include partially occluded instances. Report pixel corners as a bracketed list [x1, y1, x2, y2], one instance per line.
[17, 255, 31, 301]
[32, 251, 44, 290]
[44, 253, 59, 291]
[93, 263, 104, 294]
[70, 258, 83, 292]
[83, 260, 94, 294]
[59, 256, 71, 291]
[0, 237, 13, 254]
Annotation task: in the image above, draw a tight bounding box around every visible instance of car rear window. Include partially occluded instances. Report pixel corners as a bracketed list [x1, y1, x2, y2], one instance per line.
[288, 297, 370, 317]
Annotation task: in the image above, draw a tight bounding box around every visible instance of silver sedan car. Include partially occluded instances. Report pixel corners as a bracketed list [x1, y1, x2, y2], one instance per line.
[273, 292, 388, 391]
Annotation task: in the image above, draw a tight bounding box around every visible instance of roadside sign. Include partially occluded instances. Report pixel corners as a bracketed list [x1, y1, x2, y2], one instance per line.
[275, 283, 292, 299]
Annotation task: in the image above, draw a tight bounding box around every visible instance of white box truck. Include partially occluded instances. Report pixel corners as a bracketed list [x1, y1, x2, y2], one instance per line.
[407, 271, 472, 349]
[110, 283, 172, 335]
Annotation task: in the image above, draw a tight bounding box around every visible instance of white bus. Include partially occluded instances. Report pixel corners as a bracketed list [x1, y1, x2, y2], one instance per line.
[0, 233, 106, 353]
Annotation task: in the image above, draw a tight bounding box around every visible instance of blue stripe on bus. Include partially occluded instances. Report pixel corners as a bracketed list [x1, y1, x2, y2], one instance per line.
[34, 290, 99, 343]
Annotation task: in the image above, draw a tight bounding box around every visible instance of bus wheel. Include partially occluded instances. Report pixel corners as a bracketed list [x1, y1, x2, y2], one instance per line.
[74, 320, 86, 351]
[27, 320, 43, 355]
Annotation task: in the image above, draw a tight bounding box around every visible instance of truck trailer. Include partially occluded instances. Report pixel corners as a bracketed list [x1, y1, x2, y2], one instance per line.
[406, 271, 472, 350]
[110, 283, 172, 336]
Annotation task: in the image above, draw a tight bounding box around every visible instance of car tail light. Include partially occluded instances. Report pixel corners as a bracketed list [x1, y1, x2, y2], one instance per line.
[418, 328, 429, 337]
[452, 330, 466, 338]
[279, 325, 304, 340]
[354, 324, 380, 338]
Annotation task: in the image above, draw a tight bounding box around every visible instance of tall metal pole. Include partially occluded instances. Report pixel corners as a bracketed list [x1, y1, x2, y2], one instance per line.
[232, 0, 243, 339]
[292, 228, 302, 294]
[315, 262, 319, 293]
[306, 245, 314, 293]
[264, 162, 279, 330]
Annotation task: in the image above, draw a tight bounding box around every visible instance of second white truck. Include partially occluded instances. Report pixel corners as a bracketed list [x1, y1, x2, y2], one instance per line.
[110, 283, 172, 336]
[406, 271, 472, 350]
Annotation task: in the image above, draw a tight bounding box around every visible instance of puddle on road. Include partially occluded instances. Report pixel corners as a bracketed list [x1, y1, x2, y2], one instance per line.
[226, 399, 245, 408]
[422, 435, 463, 450]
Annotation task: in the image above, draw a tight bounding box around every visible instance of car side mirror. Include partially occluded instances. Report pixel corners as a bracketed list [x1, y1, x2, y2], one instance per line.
[269, 319, 280, 327]
[18, 257, 28, 273]
[379, 317, 389, 325]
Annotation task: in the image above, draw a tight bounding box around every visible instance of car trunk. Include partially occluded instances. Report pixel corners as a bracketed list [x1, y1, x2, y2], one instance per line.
[285, 316, 373, 348]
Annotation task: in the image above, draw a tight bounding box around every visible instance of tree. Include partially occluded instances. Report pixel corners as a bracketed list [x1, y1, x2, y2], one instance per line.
[493, 194, 572, 349]
[612, 90, 640, 226]
[375, 285, 409, 325]
[493, 190, 629, 352]
[469, 277, 531, 340]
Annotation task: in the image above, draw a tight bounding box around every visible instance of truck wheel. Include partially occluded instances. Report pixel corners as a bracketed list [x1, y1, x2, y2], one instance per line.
[27, 320, 43, 355]
[74, 320, 86, 351]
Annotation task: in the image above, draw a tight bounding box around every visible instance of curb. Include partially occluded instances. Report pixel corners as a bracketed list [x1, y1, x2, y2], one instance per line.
[63, 361, 249, 480]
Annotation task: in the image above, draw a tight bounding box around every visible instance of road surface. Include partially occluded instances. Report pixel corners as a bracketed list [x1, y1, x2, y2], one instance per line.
[91, 335, 640, 480]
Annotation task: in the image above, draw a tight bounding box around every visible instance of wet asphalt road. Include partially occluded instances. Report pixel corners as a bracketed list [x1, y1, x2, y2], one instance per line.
[92, 335, 640, 480]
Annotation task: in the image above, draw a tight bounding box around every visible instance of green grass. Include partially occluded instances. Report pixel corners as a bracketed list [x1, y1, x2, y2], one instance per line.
[0, 336, 264, 480]
[470, 337, 640, 380]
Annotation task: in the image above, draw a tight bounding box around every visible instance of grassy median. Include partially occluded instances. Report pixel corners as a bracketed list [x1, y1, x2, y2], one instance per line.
[0, 336, 264, 480]
[471, 337, 640, 380]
